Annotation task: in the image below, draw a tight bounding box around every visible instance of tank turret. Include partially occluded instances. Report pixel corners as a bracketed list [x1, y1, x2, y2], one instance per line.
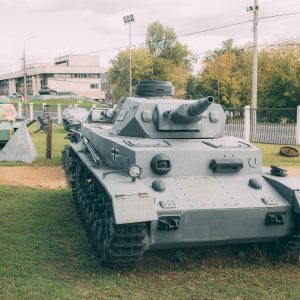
[108, 81, 226, 139]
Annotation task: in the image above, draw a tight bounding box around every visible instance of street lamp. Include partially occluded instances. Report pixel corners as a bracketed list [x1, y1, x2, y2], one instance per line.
[22, 35, 36, 102]
[123, 14, 135, 97]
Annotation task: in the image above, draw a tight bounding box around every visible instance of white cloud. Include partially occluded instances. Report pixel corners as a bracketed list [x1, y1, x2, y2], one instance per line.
[0, 0, 299, 73]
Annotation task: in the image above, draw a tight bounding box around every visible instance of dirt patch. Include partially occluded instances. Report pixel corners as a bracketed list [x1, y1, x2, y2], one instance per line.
[0, 166, 68, 190]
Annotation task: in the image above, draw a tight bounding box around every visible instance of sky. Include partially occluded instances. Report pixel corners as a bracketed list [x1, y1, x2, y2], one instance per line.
[0, 0, 299, 74]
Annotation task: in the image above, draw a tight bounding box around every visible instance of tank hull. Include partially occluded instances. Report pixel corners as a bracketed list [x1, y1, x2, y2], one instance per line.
[68, 140, 296, 252]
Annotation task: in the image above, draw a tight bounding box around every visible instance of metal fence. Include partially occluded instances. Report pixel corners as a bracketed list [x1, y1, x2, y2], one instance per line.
[14, 102, 300, 145]
[14, 103, 65, 125]
[249, 108, 297, 145]
[224, 107, 298, 145]
[224, 108, 245, 139]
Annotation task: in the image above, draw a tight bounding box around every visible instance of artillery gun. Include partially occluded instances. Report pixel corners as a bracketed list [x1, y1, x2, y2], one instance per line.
[0, 96, 37, 163]
[63, 81, 300, 267]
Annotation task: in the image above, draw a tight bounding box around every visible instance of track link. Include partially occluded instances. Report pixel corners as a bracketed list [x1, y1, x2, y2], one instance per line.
[62, 145, 72, 178]
[281, 213, 300, 260]
[70, 158, 147, 267]
[268, 213, 300, 262]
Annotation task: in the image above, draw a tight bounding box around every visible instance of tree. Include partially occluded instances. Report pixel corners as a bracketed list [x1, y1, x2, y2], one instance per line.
[146, 21, 194, 97]
[108, 48, 153, 100]
[146, 21, 176, 57]
[188, 38, 300, 108]
[258, 43, 300, 108]
[109, 21, 194, 99]
[199, 45, 247, 106]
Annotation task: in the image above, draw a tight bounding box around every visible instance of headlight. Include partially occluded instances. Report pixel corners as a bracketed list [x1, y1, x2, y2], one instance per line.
[128, 164, 142, 179]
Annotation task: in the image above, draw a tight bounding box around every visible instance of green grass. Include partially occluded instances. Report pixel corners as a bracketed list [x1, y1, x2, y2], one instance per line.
[12, 98, 107, 111]
[30, 124, 69, 166]
[0, 185, 300, 299]
[255, 143, 300, 167]
[0, 124, 68, 166]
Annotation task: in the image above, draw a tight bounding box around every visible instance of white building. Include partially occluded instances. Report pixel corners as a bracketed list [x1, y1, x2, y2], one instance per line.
[0, 55, 106, 100]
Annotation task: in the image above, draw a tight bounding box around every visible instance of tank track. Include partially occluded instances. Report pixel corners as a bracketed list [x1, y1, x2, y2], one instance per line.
[70, 157, 147, 267]
[62, 145, 71, 177]
[280, 213, 300, 260]
[267, 212, 300, 262]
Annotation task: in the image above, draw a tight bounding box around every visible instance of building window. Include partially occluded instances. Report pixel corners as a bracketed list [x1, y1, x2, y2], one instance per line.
[73, 73, 100, 78]
[90, 84, 99, 89]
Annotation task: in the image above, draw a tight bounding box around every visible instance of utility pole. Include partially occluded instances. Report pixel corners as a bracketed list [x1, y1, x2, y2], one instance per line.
[23, 48, 27, 102]
[247, 1, 259, 142]
[22, 35, 36, 103]
[247, 0, 259, 108]
[129, 22, 132, 97]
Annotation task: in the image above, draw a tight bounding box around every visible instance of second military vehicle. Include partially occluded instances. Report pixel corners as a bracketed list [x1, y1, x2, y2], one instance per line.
[63, 80, 300, 267]
[62, 105, 88, 132]
[0, 96, 37, 163]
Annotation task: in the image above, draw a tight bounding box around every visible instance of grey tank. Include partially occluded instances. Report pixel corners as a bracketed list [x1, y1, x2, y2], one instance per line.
[62, 105, 89, 132]
[63, 80, 300, 268]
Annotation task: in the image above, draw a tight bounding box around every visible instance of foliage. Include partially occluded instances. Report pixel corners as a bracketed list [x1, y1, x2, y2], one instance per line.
[258, 43, 300, 108]
[108, 48, 153, 99]
[145, 21, 176, 57]
[188, 39, 300, 108]
[109, 21, 194, 99]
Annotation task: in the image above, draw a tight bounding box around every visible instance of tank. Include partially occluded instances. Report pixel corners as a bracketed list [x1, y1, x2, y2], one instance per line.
[0, 96, 37, 163]
[63, 81, 300, 267]
[62, 105, 89, 132]
[0, 96, 21, 144]
[38, 85, 57, 95]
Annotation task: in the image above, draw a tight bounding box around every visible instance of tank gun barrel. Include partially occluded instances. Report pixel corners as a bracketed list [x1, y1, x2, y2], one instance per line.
[188, 96, 214, 116]
[171, 96, 214, 124]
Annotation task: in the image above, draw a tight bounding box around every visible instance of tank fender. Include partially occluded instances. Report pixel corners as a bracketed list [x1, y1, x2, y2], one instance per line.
[98, 176, 158, 225]
[109, 186, 158, 225]
[70, 143, 158, 224]
[263, 174, 300, 213]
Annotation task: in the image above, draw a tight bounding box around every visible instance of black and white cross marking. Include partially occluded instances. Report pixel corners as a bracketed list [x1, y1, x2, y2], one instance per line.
[111, 144, 119, 162]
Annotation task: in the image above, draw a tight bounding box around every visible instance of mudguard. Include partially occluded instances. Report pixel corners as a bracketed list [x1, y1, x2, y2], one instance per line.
[263, 173, 300, 213]
[70, 143, 158, 224]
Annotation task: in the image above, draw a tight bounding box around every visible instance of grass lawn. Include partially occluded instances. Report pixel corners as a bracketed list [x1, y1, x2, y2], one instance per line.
[11, 98, 109, 110]
[0, 185, 299, 299]
[255, 143, 300, 167]
[0, 123, 68, 167]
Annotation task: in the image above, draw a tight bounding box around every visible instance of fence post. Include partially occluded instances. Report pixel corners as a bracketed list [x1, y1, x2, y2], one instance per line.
[46, 117, 52, 159]
[244, 105, 250, 141]
[29, 103, 34, 121]
[57, 104, 62, 125]
[43, 103, 46, 110]
[18, 102, 23, 118]
[296, 105, 300, 145]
